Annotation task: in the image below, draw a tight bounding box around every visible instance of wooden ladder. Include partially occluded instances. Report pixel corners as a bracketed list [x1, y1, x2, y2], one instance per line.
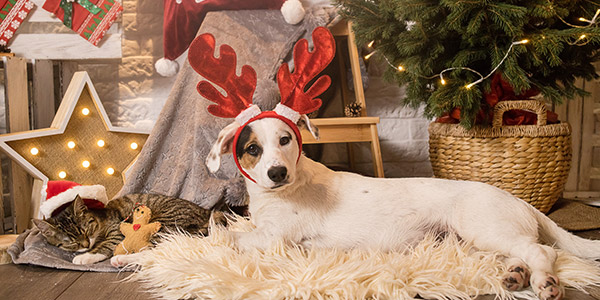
[300, 20, 384, 177]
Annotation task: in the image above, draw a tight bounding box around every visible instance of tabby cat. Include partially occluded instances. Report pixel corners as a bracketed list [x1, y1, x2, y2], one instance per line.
[33, 193, 224, 265]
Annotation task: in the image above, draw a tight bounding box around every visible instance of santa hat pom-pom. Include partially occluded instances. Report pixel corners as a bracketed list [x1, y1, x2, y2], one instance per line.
[155, 58, 179, 77]
[281, 0, 305, 25]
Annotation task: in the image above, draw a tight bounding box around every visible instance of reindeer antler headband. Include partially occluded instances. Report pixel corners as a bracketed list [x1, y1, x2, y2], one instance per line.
[188, 27, 336, 182]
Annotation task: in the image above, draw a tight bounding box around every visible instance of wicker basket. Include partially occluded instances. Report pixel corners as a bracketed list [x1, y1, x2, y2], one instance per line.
[428, 100, 572, 213]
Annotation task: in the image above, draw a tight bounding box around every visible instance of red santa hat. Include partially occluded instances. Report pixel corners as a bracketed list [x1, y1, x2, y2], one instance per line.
[155, 0, 305, 77]
[39, 180, 109, 218]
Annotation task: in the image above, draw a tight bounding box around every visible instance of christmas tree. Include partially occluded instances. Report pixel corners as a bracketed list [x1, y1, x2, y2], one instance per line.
[337, 0, 600, 128]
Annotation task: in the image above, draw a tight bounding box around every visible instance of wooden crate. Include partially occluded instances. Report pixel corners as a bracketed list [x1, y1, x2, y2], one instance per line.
[556, 62, 600, 203]
[0, 56, 69, 233]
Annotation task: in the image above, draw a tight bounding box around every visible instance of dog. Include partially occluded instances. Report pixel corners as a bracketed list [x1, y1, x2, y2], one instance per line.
[204, 115, 600, 300]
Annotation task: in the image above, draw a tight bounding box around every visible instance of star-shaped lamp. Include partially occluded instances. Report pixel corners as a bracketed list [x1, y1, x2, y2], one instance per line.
[0, 71, 150, 205]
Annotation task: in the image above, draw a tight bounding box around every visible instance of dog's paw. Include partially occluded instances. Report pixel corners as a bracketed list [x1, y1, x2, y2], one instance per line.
[110, 255, 126, 268]
[536, 274, 563, 300]
[72, 252, 107, 265]
[502, 264, 531, 291]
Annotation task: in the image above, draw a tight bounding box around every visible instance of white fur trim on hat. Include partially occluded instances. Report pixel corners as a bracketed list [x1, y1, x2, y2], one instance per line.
[155, 58, 179, 77]
[235, 104, 262, 125]
[281, 0, 305, 25]
[40, 185, 109, 218]
[274, 103, 301, 123]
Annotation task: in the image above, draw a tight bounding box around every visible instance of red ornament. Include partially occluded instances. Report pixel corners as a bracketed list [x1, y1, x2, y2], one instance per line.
[436, 72, 559, 126]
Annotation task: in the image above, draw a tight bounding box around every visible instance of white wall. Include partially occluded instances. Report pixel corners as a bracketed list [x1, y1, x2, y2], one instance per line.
[319, 59, 433, 178]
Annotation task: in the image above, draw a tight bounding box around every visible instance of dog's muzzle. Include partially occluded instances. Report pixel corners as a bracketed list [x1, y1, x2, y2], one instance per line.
[268, 166, 288, 184]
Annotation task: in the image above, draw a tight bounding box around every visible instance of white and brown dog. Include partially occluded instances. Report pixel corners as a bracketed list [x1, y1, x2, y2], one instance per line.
[207, 112, 600, 300]
[196, 27, 600, 300]
[114, 27, 600, 300]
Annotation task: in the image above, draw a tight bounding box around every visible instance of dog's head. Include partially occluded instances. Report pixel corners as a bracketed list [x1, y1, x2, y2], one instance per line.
[189, 27, 334, 189]
[206, 116, 318, 189]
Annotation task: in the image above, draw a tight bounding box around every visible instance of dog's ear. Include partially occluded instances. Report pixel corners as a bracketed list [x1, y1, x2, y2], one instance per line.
[297, 114, 319, 140]
[206, 121, 240, 173]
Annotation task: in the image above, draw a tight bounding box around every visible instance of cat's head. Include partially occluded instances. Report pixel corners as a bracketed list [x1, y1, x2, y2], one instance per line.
[32, 195, 100, 252]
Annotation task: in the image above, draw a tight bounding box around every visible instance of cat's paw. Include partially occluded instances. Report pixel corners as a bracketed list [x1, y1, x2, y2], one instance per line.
[72, 252, 107, 265]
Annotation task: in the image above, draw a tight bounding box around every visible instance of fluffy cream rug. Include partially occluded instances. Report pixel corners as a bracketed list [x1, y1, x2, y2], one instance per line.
[129, 217, 600, 300]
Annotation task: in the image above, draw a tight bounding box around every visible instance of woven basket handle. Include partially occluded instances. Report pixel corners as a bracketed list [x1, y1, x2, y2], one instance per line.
[492, 100, 547, 127]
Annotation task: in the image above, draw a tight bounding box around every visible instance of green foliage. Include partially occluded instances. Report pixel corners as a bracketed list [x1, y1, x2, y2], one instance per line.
[337, 0, 600, 128]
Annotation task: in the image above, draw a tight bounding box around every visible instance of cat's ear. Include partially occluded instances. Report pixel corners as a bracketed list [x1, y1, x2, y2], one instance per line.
[72, 195, 88, 215]
[32, 219, 55, 237]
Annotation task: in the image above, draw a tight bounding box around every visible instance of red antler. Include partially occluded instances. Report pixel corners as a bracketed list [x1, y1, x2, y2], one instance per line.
[277, 27, 336, 115]
[188, 33, 257, 118]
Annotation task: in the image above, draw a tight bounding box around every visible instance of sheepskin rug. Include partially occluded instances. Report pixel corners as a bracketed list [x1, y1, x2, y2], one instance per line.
[128, 216, 600, 300]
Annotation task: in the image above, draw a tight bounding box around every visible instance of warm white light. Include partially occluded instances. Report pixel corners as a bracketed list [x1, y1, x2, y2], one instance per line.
[397, 65, 404, 71]
[515, 39, 529, 45]
[97, 140, 105, 147]
[82, 160, 90, 168]
[130, 142, 138, 150]
[81, 108, 90, 116]
[440, 78, 446, 85]
[367, 40, 375, 48]
[106, 167, 115, 175]
[58, 171, 66, 179]
[364, 51, 376, 60]
[67, 141, 76, 149]
[30, 147, 39, 155]
[579, 34, 587, 40]
[465, 83, 475, 89]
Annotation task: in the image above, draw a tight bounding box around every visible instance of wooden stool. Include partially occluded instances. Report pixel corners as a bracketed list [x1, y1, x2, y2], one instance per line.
[301, 20, 384, 177]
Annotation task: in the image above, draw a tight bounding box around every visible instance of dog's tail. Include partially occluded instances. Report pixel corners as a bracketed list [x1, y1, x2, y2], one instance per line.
[535, 207, 600, 259]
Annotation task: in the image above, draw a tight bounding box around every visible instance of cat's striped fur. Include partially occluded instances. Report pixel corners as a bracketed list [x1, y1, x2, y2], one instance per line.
[33, 193, 223, 264]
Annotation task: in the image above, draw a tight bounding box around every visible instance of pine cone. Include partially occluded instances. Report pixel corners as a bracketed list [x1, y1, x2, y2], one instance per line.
[344, 102, 362, 117]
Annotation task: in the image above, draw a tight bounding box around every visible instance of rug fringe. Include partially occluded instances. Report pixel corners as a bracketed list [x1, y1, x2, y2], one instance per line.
[127, 216, 600, 300]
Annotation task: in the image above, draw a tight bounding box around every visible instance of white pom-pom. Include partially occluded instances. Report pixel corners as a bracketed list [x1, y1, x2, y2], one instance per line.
[155, 58, 179, 77]
[281, 0, 305, 25]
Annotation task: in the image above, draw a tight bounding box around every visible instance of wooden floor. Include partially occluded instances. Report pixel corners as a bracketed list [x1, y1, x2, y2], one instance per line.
[2, 231, 600, 299]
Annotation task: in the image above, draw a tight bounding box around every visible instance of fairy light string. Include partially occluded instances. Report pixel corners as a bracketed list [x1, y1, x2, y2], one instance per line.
[364, 4, 598, 89]
[371, 39, 528, 89]
[549, 2, 598, 46]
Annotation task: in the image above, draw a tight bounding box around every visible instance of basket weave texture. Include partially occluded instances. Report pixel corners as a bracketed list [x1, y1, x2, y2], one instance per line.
[428, 100, 572, 213]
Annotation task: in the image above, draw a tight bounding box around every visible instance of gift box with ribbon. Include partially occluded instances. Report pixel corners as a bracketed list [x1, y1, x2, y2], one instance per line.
[0, 0, 34, 46]
[42, 0, 122, 46]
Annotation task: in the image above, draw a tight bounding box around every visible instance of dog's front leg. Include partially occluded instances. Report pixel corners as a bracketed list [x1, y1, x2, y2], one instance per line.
[231, 229, 287, 252]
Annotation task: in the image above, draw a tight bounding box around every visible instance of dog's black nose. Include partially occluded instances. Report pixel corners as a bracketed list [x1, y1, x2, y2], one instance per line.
[268, 166, 287, 183]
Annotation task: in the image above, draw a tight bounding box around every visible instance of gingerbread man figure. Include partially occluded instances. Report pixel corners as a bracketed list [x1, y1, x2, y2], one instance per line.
[114, 205, 161, 255]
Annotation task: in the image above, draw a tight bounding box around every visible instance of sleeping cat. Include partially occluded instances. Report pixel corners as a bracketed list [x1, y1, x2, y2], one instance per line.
[32, 193, 225, 265]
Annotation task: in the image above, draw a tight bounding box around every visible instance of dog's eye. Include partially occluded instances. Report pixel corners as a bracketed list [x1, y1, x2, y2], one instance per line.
[246, 144, 261, 156]
[280, 136, 291, 146]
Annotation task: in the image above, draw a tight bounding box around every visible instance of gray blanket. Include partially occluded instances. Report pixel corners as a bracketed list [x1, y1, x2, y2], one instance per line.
[117, 9, 333, 209]
[8, 228, 127, 272]
[8, 9, 334, 272]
